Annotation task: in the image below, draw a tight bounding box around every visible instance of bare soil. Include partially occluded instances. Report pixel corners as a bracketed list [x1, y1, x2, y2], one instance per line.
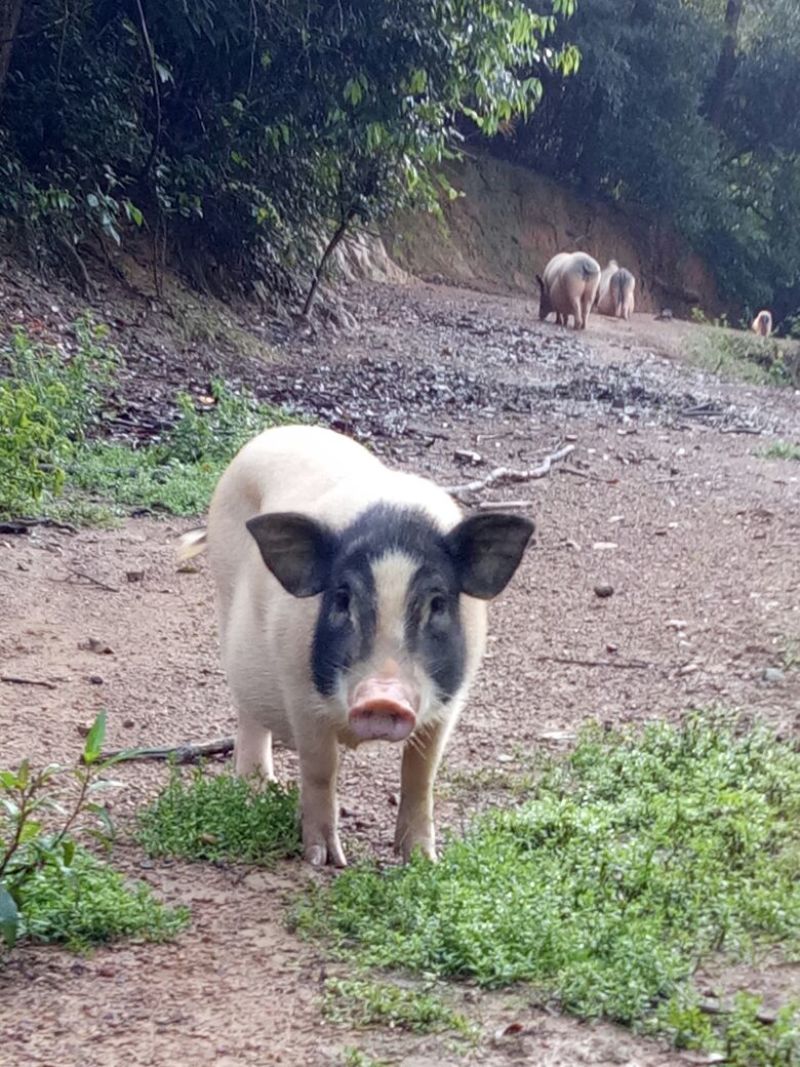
[1, 274, 800, 1066]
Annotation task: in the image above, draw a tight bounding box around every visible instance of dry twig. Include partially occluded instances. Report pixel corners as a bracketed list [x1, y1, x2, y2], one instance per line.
[98, 737, 235, 765]
[535, 655, 653, 671]
[444, 445, 574, 501]
[1, 675, 57, 690]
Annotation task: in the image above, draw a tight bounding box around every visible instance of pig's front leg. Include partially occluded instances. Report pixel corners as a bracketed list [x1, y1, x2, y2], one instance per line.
[298, 728, 346, 867]
[394, 718, 453, 863]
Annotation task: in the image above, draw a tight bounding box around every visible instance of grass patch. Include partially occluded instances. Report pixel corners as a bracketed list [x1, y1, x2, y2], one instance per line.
[16, 848, 188, 952]
[763, 440, 800, 462]
[137, 765, 301, 865]
[2, 713, 187, 958]
[296, 715, 800, 1059]
[1, 323, 303, 522]
[688, 328, 795, 387]
[324, 976, 474, 1037]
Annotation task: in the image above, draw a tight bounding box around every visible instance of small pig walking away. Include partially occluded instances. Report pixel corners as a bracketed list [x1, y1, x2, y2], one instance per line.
[180, 425, 534, 867]
[751, 309, 773, 337]
[595, 260, 636, 320]
[536, 251, 601, 330]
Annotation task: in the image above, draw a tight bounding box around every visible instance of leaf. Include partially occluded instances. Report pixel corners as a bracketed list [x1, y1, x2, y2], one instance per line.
[0, 885, 18, 948]
[86, 192, 99, 209]
[62, 839, 76, 867]
[82, 712, 107, 765]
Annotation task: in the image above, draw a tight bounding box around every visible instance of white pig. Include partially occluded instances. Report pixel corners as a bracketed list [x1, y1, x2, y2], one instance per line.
[536, 251, 601, 330]
[751, 310, 773, 337]
[180, 425, 533, 867]
[595, 260, 636, 320]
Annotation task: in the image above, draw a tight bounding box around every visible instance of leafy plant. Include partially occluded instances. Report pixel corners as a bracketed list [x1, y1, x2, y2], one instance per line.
[1, 713, 187, 955]
[324, 976, 474, 1037]
[137, 765, 301, 865]
[296, 714, 800, 1059]
[763, 441, 800, 461]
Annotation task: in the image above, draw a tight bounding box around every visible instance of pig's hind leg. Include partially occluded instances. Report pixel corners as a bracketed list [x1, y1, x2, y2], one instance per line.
[235, 711, 275, 779]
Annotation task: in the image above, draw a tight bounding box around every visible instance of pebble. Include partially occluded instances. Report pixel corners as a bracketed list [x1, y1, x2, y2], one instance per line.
[594, 584, 614, 598]
[761, 667, 785, 685]
[88, 674, 104, 685]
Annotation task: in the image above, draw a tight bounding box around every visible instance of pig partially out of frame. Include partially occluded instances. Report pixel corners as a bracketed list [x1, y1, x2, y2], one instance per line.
[751, 310, 773, 337]
[180, 425, 533, 867]
[536, 251, 601, 330]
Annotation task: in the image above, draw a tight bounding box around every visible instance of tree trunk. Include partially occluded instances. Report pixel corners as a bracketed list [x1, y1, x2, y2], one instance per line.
[706, 0, 744, 129]
[0, 0, 24, 112]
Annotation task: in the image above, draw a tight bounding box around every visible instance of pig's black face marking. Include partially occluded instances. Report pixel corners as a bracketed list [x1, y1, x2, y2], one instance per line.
[249, 502, 534, 705]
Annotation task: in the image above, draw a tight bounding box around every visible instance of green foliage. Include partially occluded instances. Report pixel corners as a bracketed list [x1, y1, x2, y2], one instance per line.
[688, 329, 792, 387]
[503, 0, 800, 321]
[324, 977, 473, 1037]
[137, 766, 301, 865]
[1, 1, 574, 296]
[0, 320, 116, 516]
[1, 713, 187, 955]
[763, 441, 800, 462]
[296, 715, 800, 1058]
[0, 324, 300, 521]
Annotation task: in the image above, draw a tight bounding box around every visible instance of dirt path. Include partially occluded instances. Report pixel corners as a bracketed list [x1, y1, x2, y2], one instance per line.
[1, 280, 799, 1066]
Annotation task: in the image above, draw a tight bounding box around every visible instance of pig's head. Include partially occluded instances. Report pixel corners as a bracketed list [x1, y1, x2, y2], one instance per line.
[246, 505, 533, 743]
[535, 275, 551, 321]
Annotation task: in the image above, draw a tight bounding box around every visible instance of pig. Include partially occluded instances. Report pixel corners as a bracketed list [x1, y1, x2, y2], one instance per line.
[595, 260, 636, 320]
[751, 310, 773, 337]
[536, 251, 601, 330]
[180, 425, 534, 867]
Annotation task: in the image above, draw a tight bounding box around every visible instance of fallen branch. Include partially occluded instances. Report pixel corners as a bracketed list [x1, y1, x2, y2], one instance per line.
[534, 655, 653, 670]
[444, 445, 574, 500]
[54, 569, 120, 593]
[0, 518, 78, 534]
[476, 499, 534, 511]
[1, 675, 57, 690]
[697, 999, 777, 1026]
[97, 737, 235, 764]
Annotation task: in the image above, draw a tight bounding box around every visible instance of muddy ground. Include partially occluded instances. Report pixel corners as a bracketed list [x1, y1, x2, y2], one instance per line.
[1, 275, 799, 1066]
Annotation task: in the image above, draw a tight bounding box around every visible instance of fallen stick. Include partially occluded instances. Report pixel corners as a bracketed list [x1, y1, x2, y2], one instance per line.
[0, 518, 78, 535]
[98, 736, 235, 764]
[534, 655, 653, 671]
[476, 500, 535, 511]
[443, 445, 574, 500]
[55, 569, 120, 593]
[1, 675, 58, 690]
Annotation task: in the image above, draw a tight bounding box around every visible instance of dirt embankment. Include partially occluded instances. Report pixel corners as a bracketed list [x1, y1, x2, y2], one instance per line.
[382, 156, 722, 318]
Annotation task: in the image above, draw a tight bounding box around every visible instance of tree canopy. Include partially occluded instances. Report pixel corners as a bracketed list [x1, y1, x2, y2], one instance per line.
[0, 0, 575, 301]
[497, 0, 800, 326]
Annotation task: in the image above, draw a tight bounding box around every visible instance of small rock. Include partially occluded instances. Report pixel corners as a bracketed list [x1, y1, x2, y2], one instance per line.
[388, 792, 399, 807]
[606, 643, 618, 654]
[666, 619, 688, 630]
[592, 541, 618, 551]
[76, 720, 94, 738]
[126, 570, 145, 583]
[97, 965, 116, 979]
[177, 561, 199, 574]
[122, 718, 135, 729]
[594, 584, 614, 598]
[79, 637, 114, 655]
[762, 667, 785, 685]
[88, 675, 104, 685]
[497, 753, 514, 764]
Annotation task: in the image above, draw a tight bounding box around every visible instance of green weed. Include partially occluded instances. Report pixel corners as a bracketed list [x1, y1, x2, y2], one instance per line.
[296, 714, 800, 1060]
[1, 713, 187, 957]
[137, 765, 301, 865]
[689, 328, 790, 386]
[1, 323, 303, 522]
[324, 977, 474, 1037]
[341, 1049, 391, 1067]
[763, 441, 800, 462]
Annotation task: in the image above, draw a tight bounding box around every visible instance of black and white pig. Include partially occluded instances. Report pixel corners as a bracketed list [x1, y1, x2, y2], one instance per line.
[180, 425, 533, 867]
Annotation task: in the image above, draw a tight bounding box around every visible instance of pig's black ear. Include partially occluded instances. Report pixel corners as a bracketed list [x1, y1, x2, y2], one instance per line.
[446, 514, 534, 600]
[246, 512, 337, 597]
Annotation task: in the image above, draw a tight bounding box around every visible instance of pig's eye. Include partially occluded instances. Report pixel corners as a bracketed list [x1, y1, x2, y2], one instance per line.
[333, 587, 351, 614]
[429, 593, 448, 617]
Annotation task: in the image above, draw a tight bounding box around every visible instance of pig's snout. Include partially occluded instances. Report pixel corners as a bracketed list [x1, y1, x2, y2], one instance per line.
[349, 677, 417, 743]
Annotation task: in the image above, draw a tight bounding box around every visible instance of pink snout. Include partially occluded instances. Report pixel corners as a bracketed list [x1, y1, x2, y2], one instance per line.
[348, 677, 417, 742]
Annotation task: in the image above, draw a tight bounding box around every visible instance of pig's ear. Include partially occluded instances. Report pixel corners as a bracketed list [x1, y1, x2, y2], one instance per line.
[446, 514, 534, 600]
[246, 512, 337, 597]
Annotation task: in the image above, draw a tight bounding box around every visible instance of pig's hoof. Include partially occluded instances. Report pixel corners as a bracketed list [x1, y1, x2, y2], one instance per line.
[303, 832, 347, 868]
[394, 825, 437, 864]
